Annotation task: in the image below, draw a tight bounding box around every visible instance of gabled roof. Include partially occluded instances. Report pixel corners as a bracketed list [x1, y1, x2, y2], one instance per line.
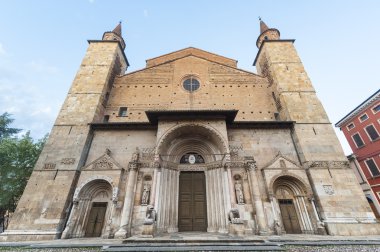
[261, 152, 301, 170]
[146, 47, 238, 68]
[82, 150, 124, 171]
[335, 89, 380, 127]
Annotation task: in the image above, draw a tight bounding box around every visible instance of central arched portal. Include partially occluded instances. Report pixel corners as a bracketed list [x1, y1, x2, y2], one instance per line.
[155, 123, 230, 233]
[178, 171, 207, 231]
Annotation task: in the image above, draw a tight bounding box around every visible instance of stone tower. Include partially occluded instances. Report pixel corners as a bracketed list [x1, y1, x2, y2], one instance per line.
[1, 24, 129, 241]
[254, 20, 378, 235]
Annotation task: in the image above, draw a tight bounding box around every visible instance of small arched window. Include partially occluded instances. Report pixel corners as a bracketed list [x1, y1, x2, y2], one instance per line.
[180, 153, 205, 164]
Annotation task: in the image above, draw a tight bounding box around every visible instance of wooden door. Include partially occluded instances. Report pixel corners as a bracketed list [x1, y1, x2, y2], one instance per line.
[278, 199, 301, 234]
[85, 202, 107, 237]
[178, 172, 207, 232]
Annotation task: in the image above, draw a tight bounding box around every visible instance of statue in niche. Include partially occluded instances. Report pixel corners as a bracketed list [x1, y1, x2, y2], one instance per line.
[235, 181, 244, 204]
[141, 183, 151, 205]
[132, 147, 140, 162]
[144, 205, 156, 225]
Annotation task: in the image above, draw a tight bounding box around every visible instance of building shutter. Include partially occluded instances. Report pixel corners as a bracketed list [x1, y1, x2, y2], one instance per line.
[365, 159, 380, 177]
[366, 125, 379, 141]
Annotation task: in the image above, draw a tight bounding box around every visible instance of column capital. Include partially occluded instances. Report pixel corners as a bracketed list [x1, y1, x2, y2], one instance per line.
[128, 161, 140, 171]
[245, 160, 257, 171]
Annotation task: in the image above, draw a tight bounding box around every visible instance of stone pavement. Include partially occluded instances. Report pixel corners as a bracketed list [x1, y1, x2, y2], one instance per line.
[1, 233, 380, 251]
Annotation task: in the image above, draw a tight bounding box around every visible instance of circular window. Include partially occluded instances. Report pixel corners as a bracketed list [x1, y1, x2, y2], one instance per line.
[183, 77, 200, 92]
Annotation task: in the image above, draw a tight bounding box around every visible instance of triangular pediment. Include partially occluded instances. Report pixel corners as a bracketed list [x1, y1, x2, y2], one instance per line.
[82, 151, 124, 171]
[146, 47, 238, 68]
[262, 152, 301, 170]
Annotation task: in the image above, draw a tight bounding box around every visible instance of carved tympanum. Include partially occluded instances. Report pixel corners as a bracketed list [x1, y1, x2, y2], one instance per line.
[93, 157, 113, 170]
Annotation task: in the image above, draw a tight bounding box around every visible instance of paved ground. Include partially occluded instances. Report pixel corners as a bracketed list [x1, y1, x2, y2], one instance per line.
[1, 233, 380, 251]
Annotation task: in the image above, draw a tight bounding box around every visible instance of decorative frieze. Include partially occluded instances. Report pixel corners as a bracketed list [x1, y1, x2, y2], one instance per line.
[128, 162, 139, 171]
[93, 157, 113, 170]
[225, 161, 246, 169]
[141, 147, 156, 162]
[43, 163, 56, 170]
[61, 158, 75, 165]
[307, 161, 350, 169]
[323, 185, 334, 195]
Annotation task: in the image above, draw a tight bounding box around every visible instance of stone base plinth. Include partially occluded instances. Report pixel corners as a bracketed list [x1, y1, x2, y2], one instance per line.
[325, 222, 380, 236]
[141, 224, 156, 238]
[0, 230, 59, 241]
[229, 224, 245, 236]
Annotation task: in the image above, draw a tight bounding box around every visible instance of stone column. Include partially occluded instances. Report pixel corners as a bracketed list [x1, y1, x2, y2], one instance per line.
[205, 167, 228, 233]
[246, 160, 267, 234]
[61, 202, 77, 239]
[226, 166, 236, 205]
[295, 196, 313, 233]
[114, 162, 139, 238]
[150, 161, 160, 206]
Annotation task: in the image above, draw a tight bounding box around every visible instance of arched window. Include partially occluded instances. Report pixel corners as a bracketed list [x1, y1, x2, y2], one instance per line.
[180, 153, 205, 164]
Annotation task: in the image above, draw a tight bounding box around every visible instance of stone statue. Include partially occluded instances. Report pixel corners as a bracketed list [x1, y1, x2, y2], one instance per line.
[141, 183, 151, 205]
[132, 147, 140, 162]
[235, 181, 244, 204]
[228, 208, 244, 224]
[144, 205, 156, 225]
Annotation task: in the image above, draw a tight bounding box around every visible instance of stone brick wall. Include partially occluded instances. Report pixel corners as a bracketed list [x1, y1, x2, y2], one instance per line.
[106, 53, 277, 123]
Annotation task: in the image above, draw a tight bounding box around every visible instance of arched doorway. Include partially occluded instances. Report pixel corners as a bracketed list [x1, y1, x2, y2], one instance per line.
[275, 185, 302, 234]
[62, 179, 113, 238]
[273, 176, 314, 234]
[178, 171, 207, 232]
[155, 123, 230, 233]
[366, 196, 380, 219]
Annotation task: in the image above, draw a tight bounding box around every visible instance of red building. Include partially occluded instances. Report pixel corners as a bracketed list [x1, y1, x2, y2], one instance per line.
[336, 89, 380, 216]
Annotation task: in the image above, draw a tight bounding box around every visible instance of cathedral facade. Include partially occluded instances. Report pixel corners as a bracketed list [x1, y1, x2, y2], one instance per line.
[2, 21, 380, 241]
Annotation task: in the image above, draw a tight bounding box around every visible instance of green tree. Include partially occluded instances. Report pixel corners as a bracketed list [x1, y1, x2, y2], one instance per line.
[0, 113, 21, 139]
[0, 113, 47, 231]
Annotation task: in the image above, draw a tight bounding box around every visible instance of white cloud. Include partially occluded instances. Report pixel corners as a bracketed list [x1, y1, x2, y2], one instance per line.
[0, 43, 6, 55]
[143, 9, 149, 17]
[0, 56, 63, 140]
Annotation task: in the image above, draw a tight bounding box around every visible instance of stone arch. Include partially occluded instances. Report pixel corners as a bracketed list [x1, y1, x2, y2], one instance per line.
[268, 173, 312, 198]
[155, 122, 230, 234]
[156, 123, 229, 159]
[77, 179, 113, 201]
[62, 178, 116, 239]
[271, 174, 315, 234]
[74, 175, 114, 202]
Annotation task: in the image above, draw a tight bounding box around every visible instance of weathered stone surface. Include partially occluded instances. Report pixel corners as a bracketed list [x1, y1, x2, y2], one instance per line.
[3, 23, 379, 241]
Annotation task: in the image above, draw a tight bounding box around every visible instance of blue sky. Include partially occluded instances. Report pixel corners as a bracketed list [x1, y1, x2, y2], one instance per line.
[0, 1, 379, 154]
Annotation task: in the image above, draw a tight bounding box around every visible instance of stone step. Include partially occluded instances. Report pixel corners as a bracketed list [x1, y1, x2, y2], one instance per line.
[103, 242, 283, 251]
[123, 239, 267, 244]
